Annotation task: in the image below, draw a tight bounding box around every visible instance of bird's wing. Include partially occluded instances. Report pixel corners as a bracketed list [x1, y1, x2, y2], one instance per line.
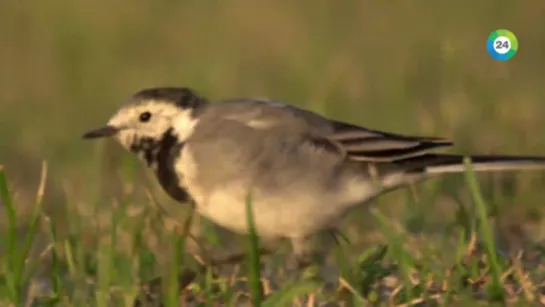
[213, 98, 453, 163]
[320, 120, 453, 162]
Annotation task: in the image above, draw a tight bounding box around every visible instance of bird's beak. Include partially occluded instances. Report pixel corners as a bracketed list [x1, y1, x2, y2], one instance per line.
[82, 125, 119, 139]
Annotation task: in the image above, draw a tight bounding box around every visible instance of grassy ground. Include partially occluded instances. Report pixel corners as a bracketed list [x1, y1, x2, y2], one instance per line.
[2, 1, 545, 305]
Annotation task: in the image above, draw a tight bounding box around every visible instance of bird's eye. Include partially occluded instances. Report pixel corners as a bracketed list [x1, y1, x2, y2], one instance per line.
[139, 111, 152, 122]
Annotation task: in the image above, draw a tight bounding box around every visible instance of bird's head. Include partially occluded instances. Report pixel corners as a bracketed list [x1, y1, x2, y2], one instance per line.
[82, 87, 207, 153]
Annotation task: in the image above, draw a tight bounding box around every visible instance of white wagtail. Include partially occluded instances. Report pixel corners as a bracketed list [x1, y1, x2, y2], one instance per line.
[83, 87, 545, 267]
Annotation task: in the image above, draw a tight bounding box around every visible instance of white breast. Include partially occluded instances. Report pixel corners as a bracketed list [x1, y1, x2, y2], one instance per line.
[174, 147, 252, 234]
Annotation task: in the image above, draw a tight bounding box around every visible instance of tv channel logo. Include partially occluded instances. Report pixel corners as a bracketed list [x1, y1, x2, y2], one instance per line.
[487, 29, 518, 61]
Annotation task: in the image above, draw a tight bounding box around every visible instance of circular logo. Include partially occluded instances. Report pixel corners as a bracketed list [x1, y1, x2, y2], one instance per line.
[487, 29, 518, 61]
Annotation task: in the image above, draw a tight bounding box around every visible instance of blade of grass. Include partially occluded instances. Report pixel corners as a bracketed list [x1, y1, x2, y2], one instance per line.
[165, 231, 183, 307]
[96, 242, 112, 306]
[371, 208, 414, 303]
[1, 162, 47, 305]
[42, 214, 62, 303]
[164, 200, 192, 307]
[357, 245, 390, 299]
[0, 165, 19, 303]
[245, 191, 263, 306]
[0, 161, 47, 303]
[96, 203, 118, 307]
[334, 239, 354, 285]
[203, 266, 214, 305]
[20, 161, 48, 282]
[63, 240, 77, 279]
[334, 242, 357, 306]
[463, 157, 504, 301]
[454, 227, 468, 273]
[262, 280, 320, 307]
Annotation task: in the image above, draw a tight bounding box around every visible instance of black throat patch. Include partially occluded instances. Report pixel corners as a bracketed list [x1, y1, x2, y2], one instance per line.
[129, 129, 194, 204]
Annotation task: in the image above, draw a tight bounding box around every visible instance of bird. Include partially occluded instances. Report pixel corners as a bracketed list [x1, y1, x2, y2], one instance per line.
[82, 87, 545, 268]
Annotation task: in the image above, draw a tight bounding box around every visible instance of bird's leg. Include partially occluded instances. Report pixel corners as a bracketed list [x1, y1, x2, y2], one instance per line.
[289, 227, 345, 268]
[289, 229, 341, 290]
[289, 236, 318, 270]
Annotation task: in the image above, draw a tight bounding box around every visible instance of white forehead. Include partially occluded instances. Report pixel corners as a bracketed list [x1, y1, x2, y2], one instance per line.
[107, 100, 183, 126]
[108, 99, 198, 140]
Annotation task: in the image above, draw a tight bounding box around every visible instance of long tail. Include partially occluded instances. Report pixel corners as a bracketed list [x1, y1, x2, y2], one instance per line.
[381, 154, 545, 189]
[404, 154, 545, 174]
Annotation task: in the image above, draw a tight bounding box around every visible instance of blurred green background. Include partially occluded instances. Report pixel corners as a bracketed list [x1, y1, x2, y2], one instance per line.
[2, 0, 545, 254]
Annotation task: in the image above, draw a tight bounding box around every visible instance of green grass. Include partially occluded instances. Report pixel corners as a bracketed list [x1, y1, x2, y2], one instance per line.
[2, 159, 545, 306]
[244, 191, 264, 306]
[0, 162, 47, 305]
[2, 1, 545, 305]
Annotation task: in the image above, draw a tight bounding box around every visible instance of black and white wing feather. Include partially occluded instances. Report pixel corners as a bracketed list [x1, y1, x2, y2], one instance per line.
[210, 98, 545, 174]
[322, 120, 453, 162]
